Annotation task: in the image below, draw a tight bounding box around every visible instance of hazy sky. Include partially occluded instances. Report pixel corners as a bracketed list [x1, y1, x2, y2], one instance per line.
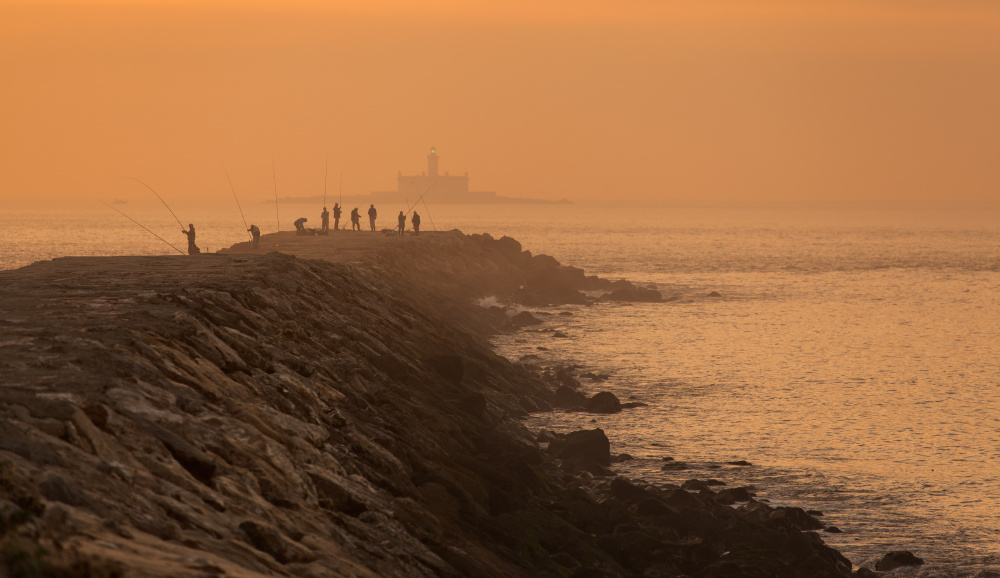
[2, 0, 998, 204]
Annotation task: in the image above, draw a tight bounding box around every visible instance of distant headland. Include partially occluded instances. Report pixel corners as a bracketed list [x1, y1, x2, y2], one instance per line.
[272, 147, 570, 205]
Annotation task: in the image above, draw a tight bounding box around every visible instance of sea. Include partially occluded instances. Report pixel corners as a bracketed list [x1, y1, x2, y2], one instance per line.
[2, 200, 999, 574]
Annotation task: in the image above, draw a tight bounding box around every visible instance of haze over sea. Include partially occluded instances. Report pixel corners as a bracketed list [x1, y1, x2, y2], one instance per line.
[3, 201, 999, 573]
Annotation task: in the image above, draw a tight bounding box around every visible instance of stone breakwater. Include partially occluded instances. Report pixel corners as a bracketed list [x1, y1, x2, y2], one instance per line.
[0, 231, 867, 576]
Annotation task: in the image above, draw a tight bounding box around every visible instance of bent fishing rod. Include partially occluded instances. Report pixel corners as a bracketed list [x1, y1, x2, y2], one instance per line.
[224, 166, 252, 243]
[126, 177, 185, 230]
[323, 155, 328, 209]
[101, 201, 186, 255]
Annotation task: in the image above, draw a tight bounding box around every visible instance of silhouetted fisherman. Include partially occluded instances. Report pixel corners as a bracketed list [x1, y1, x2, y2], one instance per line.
[321, 207, 329, 233]
[294, 217, 307, 234]
[397, 211, 406, 236]
[181, 224, 200, 255]
[247, 224, 260, 248]
[350, 207, 361, 231]
[333, 202, 342, 231]
[368, 204, 377, 232]
[411, 211, 421, 235]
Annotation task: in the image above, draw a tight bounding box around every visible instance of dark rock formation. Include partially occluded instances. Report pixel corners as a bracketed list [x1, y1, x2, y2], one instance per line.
[0, 232, 856, 577]
[585, 392, 622, 414]
[510, 311, 543, 327]
[875, 550, 925, 571]
[547, 429, 612, 466]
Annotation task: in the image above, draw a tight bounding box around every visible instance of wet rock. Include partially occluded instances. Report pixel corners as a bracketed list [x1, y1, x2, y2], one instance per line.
[510, 311, 543, 327]
[726, 460, 753, 466]
[619, 402, 647, 409]
[585, 392, 621, 414]
[552, 385, 588, 409]
[547, 429, 611, 466]
[714, 487, 755, 505]
[611, 453, 633, 463]
[875, 550, 925, 571]
[707, 291, 722, 298]
[552, 331, 570, 338]
[768, 506, 824, 531]
[825, 526, 843, 533]
[599, 286, 663, 303]
[661, 461, 689, 471]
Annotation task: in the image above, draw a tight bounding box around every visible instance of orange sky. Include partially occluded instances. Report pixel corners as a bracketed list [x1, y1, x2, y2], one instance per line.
[1, 0, 998, 204]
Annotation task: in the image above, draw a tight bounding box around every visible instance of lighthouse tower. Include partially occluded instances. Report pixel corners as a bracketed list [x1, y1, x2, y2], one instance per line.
[427, 146, 439, 178]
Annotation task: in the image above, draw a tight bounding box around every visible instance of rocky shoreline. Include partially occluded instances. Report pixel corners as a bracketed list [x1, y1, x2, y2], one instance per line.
[0, 231, 914, 576]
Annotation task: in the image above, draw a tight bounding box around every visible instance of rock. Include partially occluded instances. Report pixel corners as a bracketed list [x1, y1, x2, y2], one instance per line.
[428, 354, 464, 384]
[558, 311, 573, 316]
[552, 385, 587, 409]
[855, 568, 879, 578]
[552, 331, 570, 338]
[510, 311, 543, 327]
[707, 291, 722, 297]
[824, 526, 842, 533]
[239, 521, 317, 564]
[714, 487, 755, 504]
[681, 479, 712, 492]
[619, 402, 647, 409]
[768, 506, 824, 531]
[726, 460, 753, 466]
[585, 392, 621, 414]
[495, 235, 522, 255]
[547, 429, 611, 466]
[660, 461, 688, 471]
[875, 551, 925, 571]
[599, 286, 662, 303]
[611, 453, 633, 463]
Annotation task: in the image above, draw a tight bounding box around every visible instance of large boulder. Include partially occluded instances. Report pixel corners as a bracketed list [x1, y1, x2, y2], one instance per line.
[547, 429, 611, 466]
[875, 551, 925, 571]
[585, 392, 622, 414]
[552, 385, 588, 409]
[510, 311, 543, 327]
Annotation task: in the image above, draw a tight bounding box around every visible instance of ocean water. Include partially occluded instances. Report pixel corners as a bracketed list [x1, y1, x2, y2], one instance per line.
[3, 201, 999, 573]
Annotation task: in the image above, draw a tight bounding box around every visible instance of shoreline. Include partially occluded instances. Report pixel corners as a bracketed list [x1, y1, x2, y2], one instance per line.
[0, 231, 904, 576]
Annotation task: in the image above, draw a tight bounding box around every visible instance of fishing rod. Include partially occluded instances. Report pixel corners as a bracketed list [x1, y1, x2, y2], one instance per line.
[405, 177, 440, 217]
[323, 155, 328, 209]
[421, 197, 437, 232]
[126, 177, 185, 230]
[102, 201, 186, 255]
[224, 166, 252, 243]
[272, 159, 280, 231]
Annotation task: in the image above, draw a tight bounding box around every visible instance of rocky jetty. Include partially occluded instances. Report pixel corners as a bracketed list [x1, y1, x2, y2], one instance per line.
[0, 231, 856, 576]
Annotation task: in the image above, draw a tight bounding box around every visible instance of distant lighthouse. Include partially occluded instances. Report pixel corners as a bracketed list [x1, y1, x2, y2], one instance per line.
[372, 147, 498, 203]
[427, 146, 439, 178]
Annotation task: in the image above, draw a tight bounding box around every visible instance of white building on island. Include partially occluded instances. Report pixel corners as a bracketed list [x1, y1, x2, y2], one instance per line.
[371, 147, 497, 204]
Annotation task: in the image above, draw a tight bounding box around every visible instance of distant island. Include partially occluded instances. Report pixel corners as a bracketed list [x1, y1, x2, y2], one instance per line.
[271, 147, 569, 205]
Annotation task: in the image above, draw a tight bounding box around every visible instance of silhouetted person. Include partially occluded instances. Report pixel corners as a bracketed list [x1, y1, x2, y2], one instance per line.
[350, 207, 361, 231]
[411, 211, 421, 235]
[397, 211, 406, 236]
[333, 202, 342, 231]
[368, 204, 377, 231]
[181, 224, 200, 255]
[294, 217, 307, 234]
[321, 207, 329, 233]
[248, 224, 260, 248]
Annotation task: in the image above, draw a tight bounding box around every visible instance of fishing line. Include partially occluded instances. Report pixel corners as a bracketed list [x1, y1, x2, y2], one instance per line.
[126, 177, 185, 230]
[272, 159, 280, 231]
[101, 201, 186, 255]
[224, 166, 252, 243]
